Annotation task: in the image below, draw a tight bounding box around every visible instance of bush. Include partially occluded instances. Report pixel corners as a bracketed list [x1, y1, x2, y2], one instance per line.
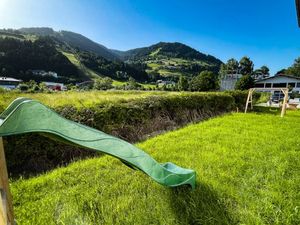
[93, 77, 113, 90]
[190, 71, 219, 91]
[235, 75, 255, 90]
[3, 92, 243, 177]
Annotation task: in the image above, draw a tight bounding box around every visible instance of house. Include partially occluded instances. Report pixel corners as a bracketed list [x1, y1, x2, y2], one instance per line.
[44, 82, 67, 91]
[254, 74, 300, 93]
[0, 77, 22, 90]
[220, 74, 243, 91]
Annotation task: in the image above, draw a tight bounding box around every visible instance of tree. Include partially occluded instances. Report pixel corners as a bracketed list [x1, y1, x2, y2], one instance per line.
[177, 76, 189, 91]
[219, 58, 239, 76]
[239, 57, 254, 75]
[235, 75, 254, 90]
[93, 77, 113, 90]
[227, 58, 239, 74]
[260, 65, 270, 76]
[126, 77, 141, 90]
[275, 69, 286, 75]
[286, 57, 300, 77]
[190, 71, 219, 91]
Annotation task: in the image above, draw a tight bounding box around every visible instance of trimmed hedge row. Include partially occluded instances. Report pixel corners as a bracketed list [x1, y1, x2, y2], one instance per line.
[2, 91, 255, 177]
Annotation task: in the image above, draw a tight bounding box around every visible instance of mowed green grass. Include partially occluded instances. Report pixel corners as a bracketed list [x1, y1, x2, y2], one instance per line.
[0, 90, 176, 109]
[10, 111, 300, 224]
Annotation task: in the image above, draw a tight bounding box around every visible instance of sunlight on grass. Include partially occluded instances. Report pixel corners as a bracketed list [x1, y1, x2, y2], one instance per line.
[0, 91, 177, 110]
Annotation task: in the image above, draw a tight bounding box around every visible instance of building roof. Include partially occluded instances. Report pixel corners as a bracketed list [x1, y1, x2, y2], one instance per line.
[255, 74, 300, 83]
[296, 0, 300, 27]
[0, 77, 22, 82]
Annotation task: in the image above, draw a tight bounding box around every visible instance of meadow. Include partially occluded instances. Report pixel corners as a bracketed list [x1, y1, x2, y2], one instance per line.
[10, 110, 300, 224]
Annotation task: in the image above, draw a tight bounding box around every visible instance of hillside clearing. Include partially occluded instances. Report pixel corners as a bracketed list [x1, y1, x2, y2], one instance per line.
[10, 111, 300, 224]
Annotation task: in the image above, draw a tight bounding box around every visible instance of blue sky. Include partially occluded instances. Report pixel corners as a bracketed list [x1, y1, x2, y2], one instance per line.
[0, 0, 299, 74]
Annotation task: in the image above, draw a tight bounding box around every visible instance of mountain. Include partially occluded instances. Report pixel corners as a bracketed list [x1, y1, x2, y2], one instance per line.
[0, 29, 148, 83]
[19, 28, 120, 61]
[113, 42, 223, 78]
[0, 28, 223, 83]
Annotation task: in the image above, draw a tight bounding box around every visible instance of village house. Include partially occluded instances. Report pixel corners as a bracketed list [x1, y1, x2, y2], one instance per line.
[0, 77, 22, 89]
[254, 74, 300, 93]
[44, 82, 67, 91]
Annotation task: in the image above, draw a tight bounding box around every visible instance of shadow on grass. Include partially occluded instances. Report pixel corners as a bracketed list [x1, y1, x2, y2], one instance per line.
[169, 182, 237, 225]
[252, 106, 281, 115]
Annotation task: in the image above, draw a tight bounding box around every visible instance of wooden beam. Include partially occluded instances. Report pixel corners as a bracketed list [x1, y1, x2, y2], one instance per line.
[245, 88, 289, 117]
[281, 89, 289, 117]
[0, 137, 14, 225]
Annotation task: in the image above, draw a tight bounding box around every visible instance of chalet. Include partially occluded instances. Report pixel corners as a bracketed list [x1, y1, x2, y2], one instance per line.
[254, 74, 300, 93]
[0, 77, 22, 90]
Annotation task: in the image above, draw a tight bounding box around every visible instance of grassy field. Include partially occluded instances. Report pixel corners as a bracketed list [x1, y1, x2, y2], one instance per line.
[10, 110, 300, 224]
[0, 91, 177, 109]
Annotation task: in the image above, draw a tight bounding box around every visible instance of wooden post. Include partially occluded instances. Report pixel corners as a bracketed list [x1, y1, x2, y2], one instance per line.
[281, 89, 289, 118]
[0, 137, 14, 225]
[245, 89, 253, 113]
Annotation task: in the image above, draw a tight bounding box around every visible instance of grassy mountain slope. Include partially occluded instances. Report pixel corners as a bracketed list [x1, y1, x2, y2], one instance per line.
[113, 42, 223, 78]
[11, 111, 300, 224]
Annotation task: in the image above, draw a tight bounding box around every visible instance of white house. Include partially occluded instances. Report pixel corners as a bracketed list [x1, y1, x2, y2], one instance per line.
[0, 77, 22, 90]
[255, 75, 300, 93]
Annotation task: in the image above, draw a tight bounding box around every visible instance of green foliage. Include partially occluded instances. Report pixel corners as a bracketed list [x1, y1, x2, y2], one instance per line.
[11, 111, 300, 224]
[17, 84, 29, 92]
[235, 75, 255, 90]
[125, 77, 142, 90]
[260, 65, 270, 75]
[190, 71, 219, 91]
[285, 57, 300, 77]
[220, 58, 239, 76]
[239, 57, 254, 75]
[93, 77, 113, 90]
[177, 76, 189, 91]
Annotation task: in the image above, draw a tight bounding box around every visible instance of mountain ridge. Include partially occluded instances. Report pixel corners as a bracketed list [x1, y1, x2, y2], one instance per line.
[0, 27, 223, 82]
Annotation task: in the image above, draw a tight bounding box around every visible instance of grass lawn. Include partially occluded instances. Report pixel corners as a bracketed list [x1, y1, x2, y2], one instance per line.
[0, 90, 177, 110]
[9, 110, 300, 224]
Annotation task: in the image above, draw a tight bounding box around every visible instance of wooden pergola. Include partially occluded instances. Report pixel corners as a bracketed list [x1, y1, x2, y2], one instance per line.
[245, 88, 289, 117]
[296, 0, 300, 27]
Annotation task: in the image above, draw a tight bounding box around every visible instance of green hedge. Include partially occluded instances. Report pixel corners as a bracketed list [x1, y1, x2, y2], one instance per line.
[2, 92, 253, 177]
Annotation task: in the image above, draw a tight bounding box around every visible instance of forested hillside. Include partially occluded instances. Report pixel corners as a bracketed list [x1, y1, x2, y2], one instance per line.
[0, 37, 87, 83]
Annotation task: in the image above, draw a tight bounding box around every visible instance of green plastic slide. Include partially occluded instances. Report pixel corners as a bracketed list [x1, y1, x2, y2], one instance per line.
[0, 98, 196, 189]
